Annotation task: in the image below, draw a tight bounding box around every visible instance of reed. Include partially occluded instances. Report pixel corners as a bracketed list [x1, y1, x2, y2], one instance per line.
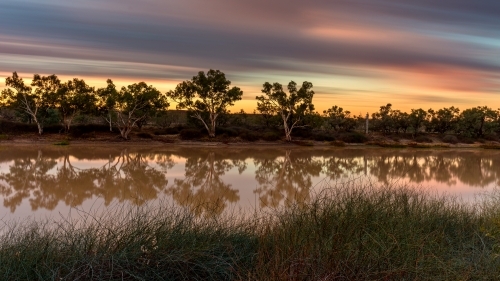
[1, 182, 500, 280]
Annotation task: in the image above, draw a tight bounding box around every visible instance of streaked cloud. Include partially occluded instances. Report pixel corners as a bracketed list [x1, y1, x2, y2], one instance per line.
[0, 0, 499, 112]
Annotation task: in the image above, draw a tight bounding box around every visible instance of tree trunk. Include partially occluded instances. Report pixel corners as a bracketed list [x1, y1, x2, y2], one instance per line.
[209, 113, 217, 138]
[108, 112, 113, 132]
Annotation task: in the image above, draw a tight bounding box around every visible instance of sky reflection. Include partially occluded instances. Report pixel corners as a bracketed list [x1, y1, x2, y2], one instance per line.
[0, 146, 499, 220]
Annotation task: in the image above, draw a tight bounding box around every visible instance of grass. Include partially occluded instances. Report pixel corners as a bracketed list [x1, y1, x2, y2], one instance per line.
[53, 139, 70, 145]
[1, 183, 500, 280]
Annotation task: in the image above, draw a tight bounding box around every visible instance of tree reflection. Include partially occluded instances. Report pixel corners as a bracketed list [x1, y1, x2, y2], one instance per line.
[0, 150, 57, 212]
[166, 150, 246, 216]
[0, 148, 173, 212]
[253, 150, 323, 208]
[1, 147, 500, 215]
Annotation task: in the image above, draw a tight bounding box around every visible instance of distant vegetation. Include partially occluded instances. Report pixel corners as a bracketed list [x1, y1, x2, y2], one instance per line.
[1, 71, 500, 142]
[1, 183, 500, 280]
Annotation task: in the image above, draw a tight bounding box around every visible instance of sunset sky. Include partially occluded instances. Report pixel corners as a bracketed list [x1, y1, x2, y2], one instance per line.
[1, 0, 499, 114]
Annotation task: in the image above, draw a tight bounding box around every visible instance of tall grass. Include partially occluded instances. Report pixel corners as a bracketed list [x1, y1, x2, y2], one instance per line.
[1, 182, 500, 280]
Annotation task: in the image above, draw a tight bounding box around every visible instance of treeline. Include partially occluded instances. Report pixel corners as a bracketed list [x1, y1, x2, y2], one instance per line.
[1, 70, 500, 141]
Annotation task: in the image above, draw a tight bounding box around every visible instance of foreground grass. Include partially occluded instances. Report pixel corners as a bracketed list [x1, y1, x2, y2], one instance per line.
[2, 183, 500, 280]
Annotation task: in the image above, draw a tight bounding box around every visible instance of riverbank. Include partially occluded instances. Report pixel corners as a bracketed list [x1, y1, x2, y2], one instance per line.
[1, 183, 499, 280]
[1, 130, 500, 150]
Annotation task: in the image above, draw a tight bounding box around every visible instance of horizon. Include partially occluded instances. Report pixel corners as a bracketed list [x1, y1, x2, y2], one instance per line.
[1, 0, 499, 114]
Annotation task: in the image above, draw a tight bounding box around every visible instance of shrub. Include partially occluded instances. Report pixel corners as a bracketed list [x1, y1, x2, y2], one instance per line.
[53, 139, 70, 145]
[217, 127, 240, 137]
[331, 140, 346, 147]
[0, 120, 37, 134]
[291, 127, 313, 138]
[261, 132, 281, 141]
[239, 130, 260, 142]
[312, 132, 336, 141]
[154, 127, 181, 135]
[442, 135, 459, 144]
[458, 136, 475, 144]
[180, 129, 204, 140]
[338, 132, 368, 143]
[414, 135, 433, 143]
[137, 132, 153, 139]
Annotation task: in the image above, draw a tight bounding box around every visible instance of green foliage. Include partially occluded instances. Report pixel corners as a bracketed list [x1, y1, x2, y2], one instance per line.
[114, 82, 169, 139]
[428, 106, 460, 133]
[312, 131, 336, 141]
[256, 81, 315, 141]
[1, 185, 499, 280]
[338, 131, 368, 143]
[442, 134, 459, 144]
[409, 108, 429, 133]
[45, 77, 97, 132]
[167, 69, 243, 137]
[457, 106, 498, 138]
[53, 139, 70, 145]
[180, 128, 205, 140]
[414, 135, 433, 143]
[261, 131, 281, 141]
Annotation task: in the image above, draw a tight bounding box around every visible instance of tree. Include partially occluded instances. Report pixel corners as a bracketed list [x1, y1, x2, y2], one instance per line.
[408, 108, 429, 135]
[427, 106, 460, 133]
[371, 103, 394, 133]
[96, 79, 119, 132]
[457, 106, 498, 137]
[114, 82, 169, 139]
[167, 69, 243, 138]
[0, 72, 51, 135]
[391, 110, 410, 133]
[323, 105, 356, 131]
[48, 78, 96, 132]
[256, 81, 315, 141]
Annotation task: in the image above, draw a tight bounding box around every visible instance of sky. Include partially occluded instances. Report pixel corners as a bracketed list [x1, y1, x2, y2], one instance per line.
[1, 0, 499, 114]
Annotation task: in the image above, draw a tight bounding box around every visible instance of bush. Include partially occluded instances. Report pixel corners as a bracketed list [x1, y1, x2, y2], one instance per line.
[442, 135, 459, 144]
[261, 132, 281, 141]
[338, 132, 368, 143]
[154, 127, 181, 135]
[0, 120, 36, 134]
[458, 136, 475, 144]
[312, 132, 336, 141]
[291, 127, 313, 138]
[137, 132, 153, 139]
[331, 140, 346, 147]
[180, 129, 204, 140]
[239, 130, 260, 142]
[217, 127, 240, 137]
[414, 135, 433, 143]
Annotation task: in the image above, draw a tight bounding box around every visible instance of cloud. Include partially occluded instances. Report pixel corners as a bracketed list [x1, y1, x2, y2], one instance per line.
[0, 0, 499, 112]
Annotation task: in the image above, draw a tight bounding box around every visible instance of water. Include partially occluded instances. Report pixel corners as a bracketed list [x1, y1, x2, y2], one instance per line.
[1, 145, 499, 221]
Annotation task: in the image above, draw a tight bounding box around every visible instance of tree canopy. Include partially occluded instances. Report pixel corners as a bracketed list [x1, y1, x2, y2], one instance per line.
[256, 81, 314, 141]
[167, 69, 243, 137]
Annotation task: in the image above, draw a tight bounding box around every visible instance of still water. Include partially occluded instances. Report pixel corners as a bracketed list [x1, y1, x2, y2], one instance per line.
[1, 145, 499, 221]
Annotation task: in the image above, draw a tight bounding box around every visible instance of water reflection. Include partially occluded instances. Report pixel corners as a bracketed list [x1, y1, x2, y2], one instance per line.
[1, 146, 500, 217]
[166, 149, 246, 216]
[254, 150, 322, 208]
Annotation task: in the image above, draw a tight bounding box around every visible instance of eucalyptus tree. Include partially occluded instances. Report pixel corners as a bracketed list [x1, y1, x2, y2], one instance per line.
[48, 78, 96, 132]
[408, 108, 429, 135]
[457, 106, 498, 137]
[96, 79, 119, 131]
[323, 105, 357, 131]
[256, 81, 315, 141]
[0, 72, 52, 135]
[167, 69, 243, 137]
[114, 82, 169, 139]
[371, 103, 394, 133]
[427, 106, 460, 133]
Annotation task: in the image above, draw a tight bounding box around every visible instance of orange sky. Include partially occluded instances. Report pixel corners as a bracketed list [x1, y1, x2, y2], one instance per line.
[1, 0, 499, 114]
